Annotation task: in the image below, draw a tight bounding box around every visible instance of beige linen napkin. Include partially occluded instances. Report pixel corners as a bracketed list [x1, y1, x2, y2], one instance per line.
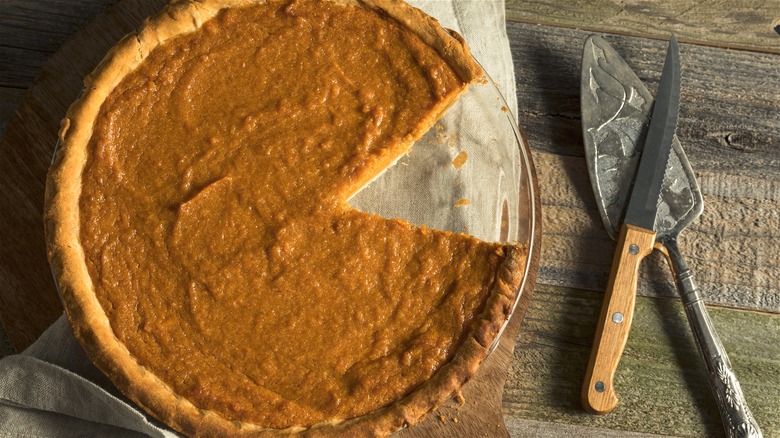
[0, 1, 517, 436]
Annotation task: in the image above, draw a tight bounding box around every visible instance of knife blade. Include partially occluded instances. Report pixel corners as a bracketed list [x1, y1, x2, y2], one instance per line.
[582, 34, 681, 415]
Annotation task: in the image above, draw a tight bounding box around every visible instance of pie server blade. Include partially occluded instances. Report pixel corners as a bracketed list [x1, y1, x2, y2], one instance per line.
[581, 35, 701, 241]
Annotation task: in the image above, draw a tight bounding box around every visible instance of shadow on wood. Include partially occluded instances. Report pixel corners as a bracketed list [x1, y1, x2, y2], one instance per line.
[648, 297, 722, 437]
[504, 285, 780, 436]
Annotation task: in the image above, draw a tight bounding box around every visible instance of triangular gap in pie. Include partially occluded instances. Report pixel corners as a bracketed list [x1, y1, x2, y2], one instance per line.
[44, 0, 527, 436]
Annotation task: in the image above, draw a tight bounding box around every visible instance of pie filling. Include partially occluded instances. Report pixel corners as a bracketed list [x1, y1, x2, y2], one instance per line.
[79, 0, 507, 428]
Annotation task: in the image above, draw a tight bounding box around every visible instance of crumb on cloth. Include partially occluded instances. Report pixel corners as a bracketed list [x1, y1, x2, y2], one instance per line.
[451, 151, 468, 169]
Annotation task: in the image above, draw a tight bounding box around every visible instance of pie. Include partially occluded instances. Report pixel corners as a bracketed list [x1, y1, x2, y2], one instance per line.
[44, 0, 526, 436]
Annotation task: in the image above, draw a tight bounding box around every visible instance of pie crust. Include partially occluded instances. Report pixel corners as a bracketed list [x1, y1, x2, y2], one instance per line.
[44, 0, 526, 436]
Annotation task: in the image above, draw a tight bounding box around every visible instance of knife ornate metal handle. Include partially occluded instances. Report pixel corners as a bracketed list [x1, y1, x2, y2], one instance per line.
[582, 224, 656, 414]
[662, 238, 763, 438]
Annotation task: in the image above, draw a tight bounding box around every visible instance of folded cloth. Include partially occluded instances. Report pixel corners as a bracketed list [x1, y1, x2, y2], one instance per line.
[0, 1, 517, 436]
[0, 318, 175, 437]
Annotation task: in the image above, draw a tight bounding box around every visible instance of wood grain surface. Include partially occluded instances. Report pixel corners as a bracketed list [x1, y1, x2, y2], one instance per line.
[505, 285, 780, 437]
[2, 0, 780, 437]
[506, 0, 780, 54]
[508, 23, 780, 313]
[502, 12, 780, 435]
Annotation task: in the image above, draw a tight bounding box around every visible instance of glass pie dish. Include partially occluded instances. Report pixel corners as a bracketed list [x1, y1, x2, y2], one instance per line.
[349, 70, 538, 352]
[48, 63, 538, 435]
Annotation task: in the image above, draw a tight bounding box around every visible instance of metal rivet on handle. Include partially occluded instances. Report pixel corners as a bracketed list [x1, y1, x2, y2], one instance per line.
[595, 381, 606, 393]
[629, 244, 639, 255]
[612, 312, 624, 324]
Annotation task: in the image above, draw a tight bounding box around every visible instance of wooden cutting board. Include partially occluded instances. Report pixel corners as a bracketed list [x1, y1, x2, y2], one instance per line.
[0, 1, 542, 436]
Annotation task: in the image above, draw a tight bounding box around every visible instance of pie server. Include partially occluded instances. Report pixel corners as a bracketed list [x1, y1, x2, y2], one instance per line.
[580, 35, 762, 437]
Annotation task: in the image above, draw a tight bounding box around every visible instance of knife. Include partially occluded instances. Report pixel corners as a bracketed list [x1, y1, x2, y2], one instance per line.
[581, 34, 681, 415]
[581, 35, 763, 437]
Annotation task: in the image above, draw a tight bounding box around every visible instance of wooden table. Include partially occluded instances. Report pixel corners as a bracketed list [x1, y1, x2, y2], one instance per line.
[1, 1, 778, 437]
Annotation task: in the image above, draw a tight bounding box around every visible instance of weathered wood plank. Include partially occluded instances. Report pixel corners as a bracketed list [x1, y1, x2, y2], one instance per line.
[0, 0, 117, 89]
[508, 22, 780, 177]
[1, 0, 115, 52]
[503, 285, 780, 437]
[535, 152, 780, 312]
[0, 87, 25, 135]
[509, 23, 780, 312]
[0, 45, 51, 89]
[505, 0, 780, 54]
[506, 417, 678, 437]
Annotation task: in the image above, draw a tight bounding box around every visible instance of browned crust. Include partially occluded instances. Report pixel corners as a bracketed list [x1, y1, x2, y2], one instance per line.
[44, 0, 523, 436]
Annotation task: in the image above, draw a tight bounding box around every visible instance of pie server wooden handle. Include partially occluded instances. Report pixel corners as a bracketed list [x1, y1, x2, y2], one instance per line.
[582, 223, 656, 414]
